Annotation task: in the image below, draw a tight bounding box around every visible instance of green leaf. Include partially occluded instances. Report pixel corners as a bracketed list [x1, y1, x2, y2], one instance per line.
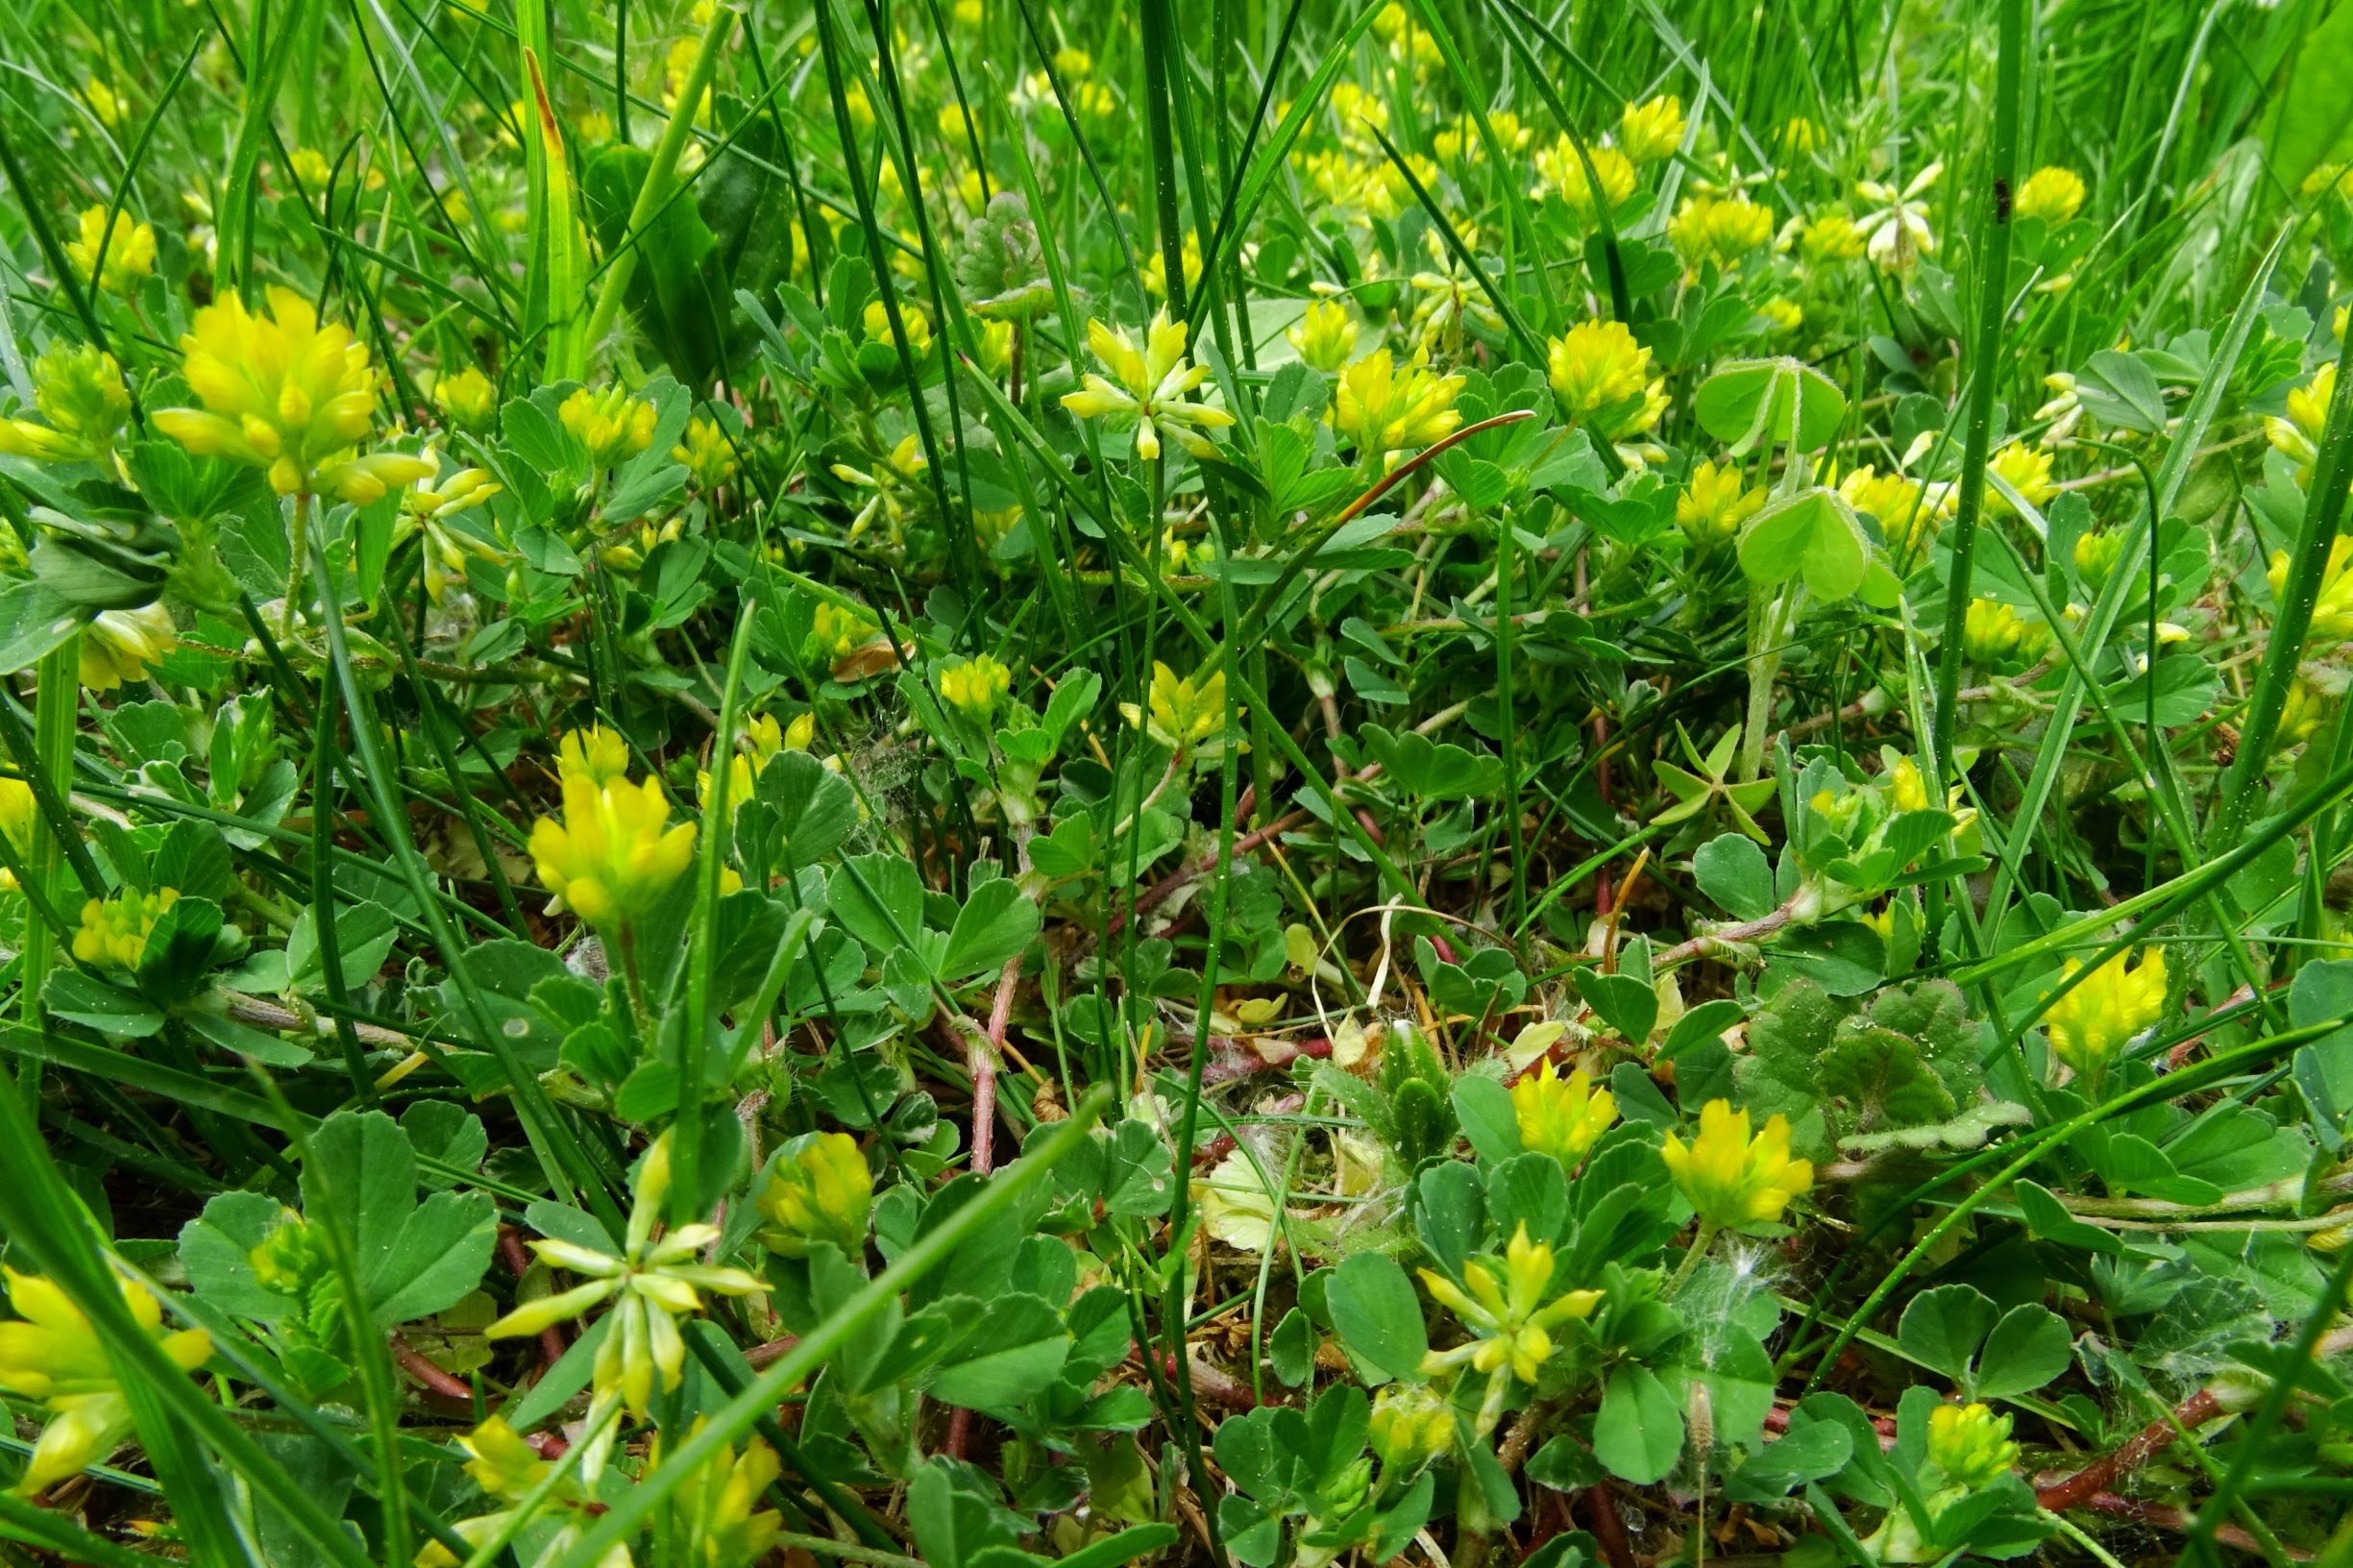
[302, 1111, 497, 1328]
[44, 969, 165, 1037]
[827, 853, 926, 955]
[942, 878, 1041, 981]
[1973, 1303, 2072, 1399]
[1325, 1252, 1429, 1384]
[1593, 1364, 1683, 1483]
[1897, 1284, 1996, 1382]
[1694, 833, 1777, 920]
[1573, 970, 1657, 1045]
[1453, 1074, 1522, 1164]
[1693, 357, 1848, 453]
[924, 1290, 1070, 1409]
[1737, 487, 1868, 600]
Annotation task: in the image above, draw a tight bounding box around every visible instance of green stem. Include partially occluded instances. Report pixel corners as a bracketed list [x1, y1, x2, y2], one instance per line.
[1738, 585, 1787, 783]
[1668, 1221, 1721, 1297]
[283, 489, 312, 640]
[1927, 0, 2025, 785]
[18, 639, 76, 1098]
[581, 5, 735, 359]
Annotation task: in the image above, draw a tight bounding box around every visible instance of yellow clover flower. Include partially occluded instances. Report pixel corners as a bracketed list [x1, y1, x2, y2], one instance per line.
[0, 1267, 211, 1496]
[79, 602, 178, 693]
[72, 886, 180, 969]
[559, 384, 657, 469]
[0, 776, 33, 891]
[1287, 299, 1358, 372]
[756, 1132, 873, 1258]
[2267, 363, 2333, 487]
[527, 748, 697, 926]
[63, 206, 154, 295]
[2013, 166, 2086, 226]
[82, 78, 126, 130]
[431, 365, 498, 432]
[1986, 441, 2058, 515]
[1512, 1066, 1617, 1166]
[1798, 211, 1866, 265]
[1369, 1382, 1454, 1472]
[156, 286, 432, 502]
[1119, 660, 1233, 751]
[1061, 311, 1235, 462]
[1547, 320, 1665, 442]
[674, 415, 739, 486]
[1962, 598, 2047, 669]
[1677, 458, 1764, 551]
[1779, 117, 1827, 157]
[863, 297, 935, 357]
[1660, 1099, 1814, 1231]
[1418, 1223, 1601, 1433]
[486, 1134, 764, 1481]
[556, 724, 634, 788]
[657, 1419, 786, 1568]
[697, 712, 812, 812]
[1669, 194, 1774, 268]
[831, 434, 928, 544]
[1926, 1402, 2020, 1488]
[1619, 95, 1685, 163]
[1838, 464, 1946, 556]
[0, 340, 130, 465]
[1532, 137, 1635, 221]
[2042, 946, 2166, 1082]
[1333, 349, 1463, 467]
[941, 653, 1012, 718]
[2272, 535, 2353, 647]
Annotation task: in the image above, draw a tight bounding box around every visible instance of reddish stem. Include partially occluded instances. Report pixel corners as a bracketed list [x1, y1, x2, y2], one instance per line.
[500, 1226, 567, 1367]
[2035, 1386, 2222, 1512]
[390, 1335, 474, 1402]
[1582, 1483, 1636, 1568]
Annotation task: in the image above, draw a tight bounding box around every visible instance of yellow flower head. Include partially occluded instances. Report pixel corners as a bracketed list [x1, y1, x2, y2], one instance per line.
[432, 365, 498, 432]
[1061, 311, 1235, 462]
[1142, 233, 1204, 302]
[1512, 1067, 1617, 1166]
[660, 1418, 785, 1568]
[82, 78, 125, 130]
[527, 769, 696, 926]
[1547, 320, 1665, 441]
[2267, 363, 2334, 485]
[2042, 946, 2166, 1081]
[486, 1132, 764, 1481]
[1418, 1223, 1600, 1431]
[863, 298, 935, 358]
[79, 602, 178, 693]
[1669, 194, 1774, 267]
[72, 886, 181, 969]
[1986, 441, 2058, 515]
[1369, 1382, 1455, 1472]
[2013, 166, 2086, 226]
[2279, 678, 2326, 747]
[1962, 598, 2047, 669]
[1287, 300, 1359, 373]
[1889, 754, 1931, 813]
[0, 777, 33, 892]
[457, 1414, 552, 1503]
[286, 147, 333, 190]
[697, 713, 809, 814]
[1779, 116, 1827, 157]
[560, 384, 657, 469]
[812, 600, 880, 664]
[1532, 137, 1636, 220]
[941, 653, 1012, 718]
[1677, 458, 1764, 550]
[0, 1266, 210, 1496]
[1334, 349, 1463, 466]
[0, 340, 130, 464]
[1119, 660, 1234, 751]
[1926, 1402, 2020, 1488]
[556, 725, 633, 787]
[1619, 95, 1685, 163]
[1433, 110, 1532, 164]
[757, 1132, 872, 1258]
[156, 286, 423, 497]
[674, 415, 740, 487]
[1838, 464, 1944, 555]
[2273, 535, 2353, 647]
[1798, 210, 1866, 265]
[64, 206, 155, 295]
[1660, 1100, 1814, 1230]
[2074, 528, 2124, 593]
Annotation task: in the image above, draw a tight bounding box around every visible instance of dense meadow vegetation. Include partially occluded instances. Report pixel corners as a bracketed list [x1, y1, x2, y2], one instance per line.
[5, 0, 2353, 1563]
